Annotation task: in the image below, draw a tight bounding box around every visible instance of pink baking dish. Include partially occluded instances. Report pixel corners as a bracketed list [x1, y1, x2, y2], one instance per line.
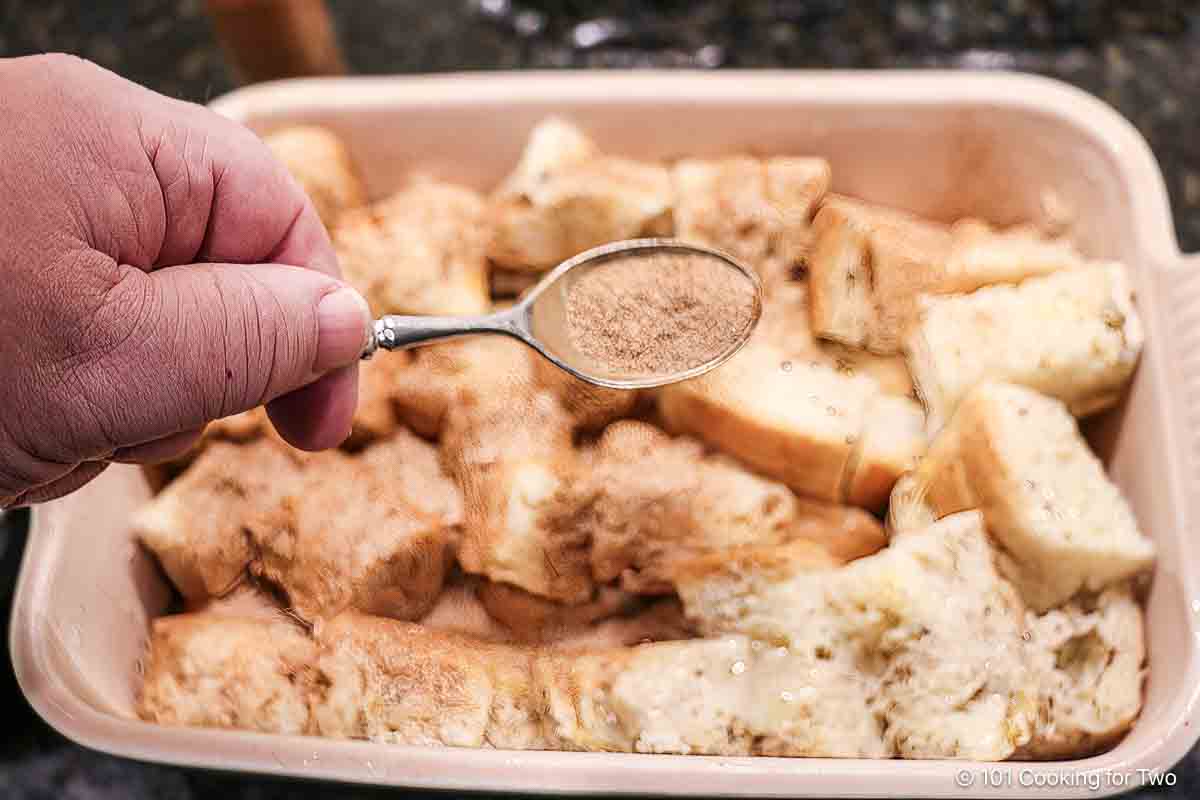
[11, 71, 1200, 797]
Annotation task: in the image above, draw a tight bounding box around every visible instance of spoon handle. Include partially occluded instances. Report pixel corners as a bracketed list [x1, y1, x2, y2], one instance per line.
[360, 309, 524, 359]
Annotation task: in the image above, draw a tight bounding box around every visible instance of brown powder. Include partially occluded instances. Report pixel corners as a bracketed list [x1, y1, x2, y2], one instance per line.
[564, 252, 757, 377]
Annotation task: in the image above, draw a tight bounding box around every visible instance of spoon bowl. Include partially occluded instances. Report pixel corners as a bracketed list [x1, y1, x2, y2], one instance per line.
[361, 238, 763, 390]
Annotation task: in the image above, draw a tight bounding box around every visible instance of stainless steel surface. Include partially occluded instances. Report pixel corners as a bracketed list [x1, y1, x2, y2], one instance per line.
[360, 238, 762, 390]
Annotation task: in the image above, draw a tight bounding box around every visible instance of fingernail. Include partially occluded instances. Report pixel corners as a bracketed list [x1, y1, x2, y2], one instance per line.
[315, 287, 371, 372]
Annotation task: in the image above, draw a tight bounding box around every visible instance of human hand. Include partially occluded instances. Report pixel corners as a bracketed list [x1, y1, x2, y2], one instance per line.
[0, 54, 371, 507]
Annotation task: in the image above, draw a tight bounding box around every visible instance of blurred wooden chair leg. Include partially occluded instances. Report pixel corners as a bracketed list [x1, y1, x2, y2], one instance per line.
[205, 0, 347, 84]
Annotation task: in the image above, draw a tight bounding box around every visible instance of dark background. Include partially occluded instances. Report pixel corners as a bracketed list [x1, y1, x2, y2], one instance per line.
[2, 1, 1199, 797]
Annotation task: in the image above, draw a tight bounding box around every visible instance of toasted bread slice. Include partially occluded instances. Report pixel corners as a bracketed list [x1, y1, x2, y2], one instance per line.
[675, 512, 1039, 760]
[905, 263, 1143, 434]
[1018, 584, 1146, 759]
[809, 197, 1081, 354]
[488, 118, 672, 271]
[672, 156, 830, 288]
[138, 613, 316, 734]
[262, 125, 366, 229]
[134, 439, 307, 601]
[247, 440, 457, 623]
[658, 342, 924, 507]
[914, 382, 1155, 612]
[335, 178, 490, 316]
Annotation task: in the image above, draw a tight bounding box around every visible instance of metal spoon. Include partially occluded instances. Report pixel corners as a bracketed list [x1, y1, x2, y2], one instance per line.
[359, 238, 762, 390]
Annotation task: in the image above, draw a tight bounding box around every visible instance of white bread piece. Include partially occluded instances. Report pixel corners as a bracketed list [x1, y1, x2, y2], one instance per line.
[134, 439, 307, 601]
[312, 613, 548, 750]
[1028, 587, 1145, 747]
[885, 473, 936, 537]
[489, 118, 672, 271]
[335, 178, 490, 316]
[606, 636, 887, 757]
[658, 342, 924, 507]
[262, 125, 366, 229]
[905, 263, 1143, 434]
[676, 512, 1039, 760]
[138, 613, 316, 735]
[809, 197, 1082, 354]
[247, 443, 455, 624]
[671, 156, 831, 288]
[1019, 584, 1146, 759]
[444, 390, 592, 603]
[536, 631, 886, 757]
[914, 381, 1155, 612]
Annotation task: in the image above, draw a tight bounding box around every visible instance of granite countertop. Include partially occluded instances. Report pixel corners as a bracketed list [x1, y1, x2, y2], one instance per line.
[2, 1, 1199, 797]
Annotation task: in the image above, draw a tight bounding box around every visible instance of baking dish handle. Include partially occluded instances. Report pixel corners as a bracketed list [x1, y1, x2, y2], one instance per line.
[1157, 253, 1200, 519]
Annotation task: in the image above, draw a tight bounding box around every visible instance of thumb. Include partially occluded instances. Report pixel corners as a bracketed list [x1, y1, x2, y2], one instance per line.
[84, 262, 370, 453]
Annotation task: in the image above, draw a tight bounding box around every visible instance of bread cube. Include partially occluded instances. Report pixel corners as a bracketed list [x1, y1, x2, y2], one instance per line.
[489, 118, 672, 271]
[914, 381, 1155, 612]
[672, 156, 830, 288]
[607, 636, 888, 757]
[905, 263, 1143, 434]
[675, 512, 1040, 760]
[312, 613, 545, 749]
[1019, 585, 1146, 758]
[137, 613, 316, 735]
[809, 196, 1081, 354]
[658, 342, 925, 507]
[445, 390, 591, 603]
[134, 439, 306, 601]
[571, 421, 884, 593]
[248, 434, 460, 623]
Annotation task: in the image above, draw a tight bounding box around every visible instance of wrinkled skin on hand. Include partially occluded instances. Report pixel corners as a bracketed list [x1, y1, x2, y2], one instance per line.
[0, 55, 370, 507]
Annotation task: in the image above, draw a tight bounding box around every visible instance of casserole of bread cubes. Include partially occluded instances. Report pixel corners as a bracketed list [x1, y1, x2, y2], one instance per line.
[133, 118, 1152, 761]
